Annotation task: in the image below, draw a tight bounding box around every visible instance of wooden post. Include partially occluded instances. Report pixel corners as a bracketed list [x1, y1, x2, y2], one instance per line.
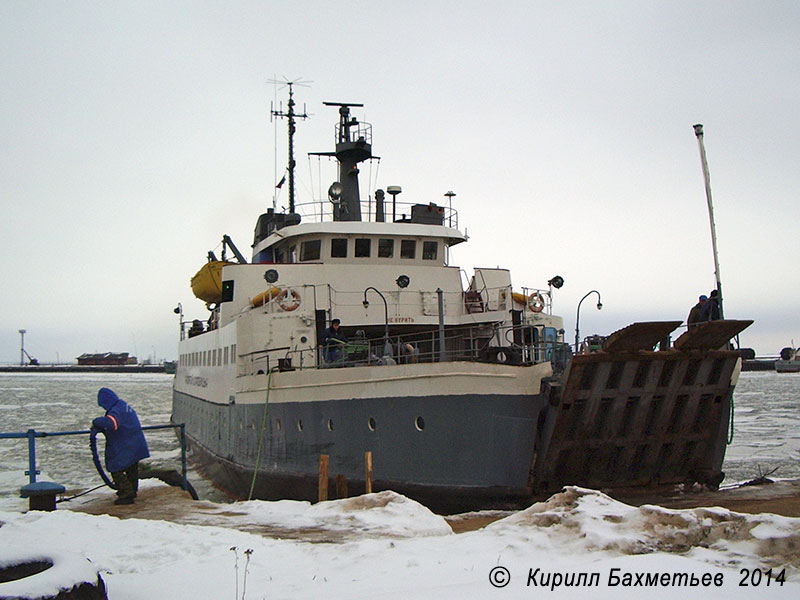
[335, 474, 348, 498]
[365, 450, 373, 494]
[318, 454, 329, 502]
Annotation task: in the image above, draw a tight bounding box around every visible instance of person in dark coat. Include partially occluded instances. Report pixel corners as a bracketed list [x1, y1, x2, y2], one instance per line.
[687, 294, 707, 328]
[700, 289, 721, 322]
[92, 388, 150, 505]
[320, 318, 348, 363]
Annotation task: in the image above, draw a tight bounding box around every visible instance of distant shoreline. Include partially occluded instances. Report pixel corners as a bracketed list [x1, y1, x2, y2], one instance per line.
[0, 365, 168, 373]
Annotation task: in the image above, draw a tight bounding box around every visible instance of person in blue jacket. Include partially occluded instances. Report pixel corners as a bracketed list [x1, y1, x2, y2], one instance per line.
[92, 387, 150, 505]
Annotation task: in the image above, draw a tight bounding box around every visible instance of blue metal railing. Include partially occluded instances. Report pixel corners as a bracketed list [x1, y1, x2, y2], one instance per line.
[0, 423, 188, 492]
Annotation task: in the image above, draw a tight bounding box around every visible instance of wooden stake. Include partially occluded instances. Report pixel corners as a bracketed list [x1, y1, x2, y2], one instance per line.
[365, 450, 373, 494]
[335, 474, 348, 498]
[318, 454, 329, 502]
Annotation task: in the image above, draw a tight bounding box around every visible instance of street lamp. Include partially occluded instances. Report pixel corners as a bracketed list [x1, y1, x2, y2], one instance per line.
[174, 303, 185, 340]
[362, 287, 391, 355]
[575, 290, 602, 353]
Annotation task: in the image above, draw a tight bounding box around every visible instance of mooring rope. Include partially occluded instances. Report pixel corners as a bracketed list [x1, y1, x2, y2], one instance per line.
[57, 484, 106, 504]
[248, 369, 273, 500]
[727, 395, 735, 445]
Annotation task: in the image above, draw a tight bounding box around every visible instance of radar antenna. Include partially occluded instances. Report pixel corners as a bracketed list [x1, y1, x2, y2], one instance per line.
[268, 78, 312, 213]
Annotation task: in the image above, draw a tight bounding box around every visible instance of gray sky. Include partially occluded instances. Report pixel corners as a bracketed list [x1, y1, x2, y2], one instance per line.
[2, 0, 798, 363]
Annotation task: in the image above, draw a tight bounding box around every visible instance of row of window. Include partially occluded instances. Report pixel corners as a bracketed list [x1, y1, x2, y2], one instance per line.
[273, 415, 426, 432]
[277, 238, 439, 263]
[180, 344, 237, 367]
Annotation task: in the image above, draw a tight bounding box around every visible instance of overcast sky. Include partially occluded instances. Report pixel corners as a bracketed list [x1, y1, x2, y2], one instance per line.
[2, 1, 798, 363]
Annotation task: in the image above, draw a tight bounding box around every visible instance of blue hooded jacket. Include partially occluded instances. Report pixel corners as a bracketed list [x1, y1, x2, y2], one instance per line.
[92, 388, 150, 472]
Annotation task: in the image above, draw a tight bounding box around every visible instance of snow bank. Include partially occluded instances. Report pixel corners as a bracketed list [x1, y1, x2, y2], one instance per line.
[488, 486, 800, 571]
[1, 487, 798, 599]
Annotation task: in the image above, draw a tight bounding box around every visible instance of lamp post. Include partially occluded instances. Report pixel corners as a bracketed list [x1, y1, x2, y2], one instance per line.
[174, 303, 185, 341]
[693, 124, 724, 319]
[575, 290, 602, 353]
[362, 287, 390, 350]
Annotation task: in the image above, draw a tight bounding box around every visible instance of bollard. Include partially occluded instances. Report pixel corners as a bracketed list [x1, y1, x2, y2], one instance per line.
[20, 481, 66, 511]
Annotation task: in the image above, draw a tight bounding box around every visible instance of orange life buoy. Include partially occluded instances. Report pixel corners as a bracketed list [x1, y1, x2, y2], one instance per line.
[277, 288, 301, 311]
[528, 292, 545, 313]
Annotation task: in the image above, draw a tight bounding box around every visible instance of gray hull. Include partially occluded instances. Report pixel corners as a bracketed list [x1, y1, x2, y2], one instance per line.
[173, 389, 547, 512]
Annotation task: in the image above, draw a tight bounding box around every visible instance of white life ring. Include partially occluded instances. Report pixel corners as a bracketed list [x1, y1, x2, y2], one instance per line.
[528, 292, 545, 313]
[277, 288, 301, 311]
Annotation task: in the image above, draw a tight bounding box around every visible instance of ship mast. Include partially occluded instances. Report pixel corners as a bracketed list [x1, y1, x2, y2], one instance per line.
[270, 81, 309, 213]
[311, 102, 374, 221]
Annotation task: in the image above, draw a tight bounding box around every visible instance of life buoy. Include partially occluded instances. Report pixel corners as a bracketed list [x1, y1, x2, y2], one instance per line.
[528, 292, 545, 313]
[277, 288, 301, 311]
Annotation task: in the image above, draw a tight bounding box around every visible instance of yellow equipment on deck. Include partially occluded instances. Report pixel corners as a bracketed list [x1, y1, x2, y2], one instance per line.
[190, 261, 233, 304]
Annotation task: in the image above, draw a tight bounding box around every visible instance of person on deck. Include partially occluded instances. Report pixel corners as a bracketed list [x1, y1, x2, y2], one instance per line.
[91, 387, 150, 505]
[321, 318, 348, 364]
[687, 294, 707, 328]
[700, 289, 721, 322]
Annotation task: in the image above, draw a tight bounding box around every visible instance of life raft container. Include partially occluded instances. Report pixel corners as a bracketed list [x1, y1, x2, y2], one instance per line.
[251, 287, 282, 308]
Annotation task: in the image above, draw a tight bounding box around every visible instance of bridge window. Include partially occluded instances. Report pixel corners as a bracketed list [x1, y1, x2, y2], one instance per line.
[300, 240, 321, 261]
[331, 238, 348, 258]
[422, 241, 438, 260]
[378, 238, 394, 258]
[355, 238, 371, 257]
[400, 239, 416, 259]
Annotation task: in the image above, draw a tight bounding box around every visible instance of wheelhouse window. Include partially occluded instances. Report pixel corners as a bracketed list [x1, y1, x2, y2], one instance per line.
[378, 238, 394, 258]
[300, 239, 321, 261]
[331, 238, 348, 258]
[400, 239, 416, 259]
[422, 241, 438, 260]
[355, 238, 371, 258]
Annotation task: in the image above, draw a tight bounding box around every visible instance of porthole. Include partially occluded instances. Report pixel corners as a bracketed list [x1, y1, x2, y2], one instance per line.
[275, 419, 282, 431]
[415, 416, 425, 431]
[297, 419, 303, 432]
[368, 417, 377, 431]
[327, 419, 334, 431]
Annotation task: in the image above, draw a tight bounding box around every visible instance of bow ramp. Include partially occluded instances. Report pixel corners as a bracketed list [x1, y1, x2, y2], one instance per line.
[531, 320, 753, 495]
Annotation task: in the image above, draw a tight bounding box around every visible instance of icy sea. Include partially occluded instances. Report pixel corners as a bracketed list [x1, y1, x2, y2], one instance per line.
[0, 371, 798, 509]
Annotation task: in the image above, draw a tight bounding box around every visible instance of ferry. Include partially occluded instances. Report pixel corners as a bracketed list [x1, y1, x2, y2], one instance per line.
[172, 87, 751, 512]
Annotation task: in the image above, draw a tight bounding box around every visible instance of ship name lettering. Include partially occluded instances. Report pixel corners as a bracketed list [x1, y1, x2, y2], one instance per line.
[185, 375, 208, 388]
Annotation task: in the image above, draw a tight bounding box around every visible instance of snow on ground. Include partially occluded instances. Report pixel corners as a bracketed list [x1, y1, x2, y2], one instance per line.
[1, 485, 798, 599]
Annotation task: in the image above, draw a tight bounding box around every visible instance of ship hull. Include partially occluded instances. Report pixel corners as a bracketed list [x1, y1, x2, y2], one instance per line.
[173, 387, 547, 513]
